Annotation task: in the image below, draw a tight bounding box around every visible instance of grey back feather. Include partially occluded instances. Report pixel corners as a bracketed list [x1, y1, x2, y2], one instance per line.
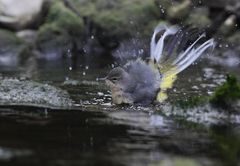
[123, 60, 160, 104]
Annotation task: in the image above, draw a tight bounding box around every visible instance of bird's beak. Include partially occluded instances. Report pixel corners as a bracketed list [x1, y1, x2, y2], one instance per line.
[97, 77, 107, 81]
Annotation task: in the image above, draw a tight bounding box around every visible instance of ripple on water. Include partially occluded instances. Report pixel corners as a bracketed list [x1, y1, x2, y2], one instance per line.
[0, 147, 32, 160]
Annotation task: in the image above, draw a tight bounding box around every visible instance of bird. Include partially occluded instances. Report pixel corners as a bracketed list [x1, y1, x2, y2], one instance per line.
[103, 24, 215, 105]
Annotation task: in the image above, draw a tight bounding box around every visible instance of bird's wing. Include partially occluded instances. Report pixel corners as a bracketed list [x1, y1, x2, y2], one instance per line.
[150, 24, 216, 102]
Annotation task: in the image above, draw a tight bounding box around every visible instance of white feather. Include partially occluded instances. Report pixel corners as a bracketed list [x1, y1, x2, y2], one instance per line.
[150, 24, 178, 62]
[176, 39, 215, 74]
[173, 33, 206, 65]
[150, 24, 166, 60]
[150, 23, 215, 75]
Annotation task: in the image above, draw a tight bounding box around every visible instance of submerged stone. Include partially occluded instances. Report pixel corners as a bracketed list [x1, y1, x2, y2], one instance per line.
[0, 78, 73, 108]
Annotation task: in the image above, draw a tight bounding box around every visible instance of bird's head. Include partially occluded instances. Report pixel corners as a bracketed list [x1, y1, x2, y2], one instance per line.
[105, 67, 127, 91]
[104, 67, 136, 104]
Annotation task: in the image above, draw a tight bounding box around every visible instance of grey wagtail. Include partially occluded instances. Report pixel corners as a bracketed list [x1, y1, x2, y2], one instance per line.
[103, 24, 215, 105]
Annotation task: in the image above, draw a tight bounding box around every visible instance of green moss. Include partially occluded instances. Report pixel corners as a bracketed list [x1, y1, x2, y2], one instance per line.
[0, 29, 29, 61]
[46, 1, 83, 36]
[210, 75, 240, 106]
[175, 75, 240, 110]
[71, 0, 161, 39]
[0, 29, 24, 46]
[36, 0, 84, 55]
[211, 127, 240, 166]
[37, 24, 72, 54]
[95, 0, 160, 38]
[95, 10, 129, 38]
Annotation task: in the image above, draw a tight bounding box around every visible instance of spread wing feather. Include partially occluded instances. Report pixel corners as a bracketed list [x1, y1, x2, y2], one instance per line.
[150, 24, 216, 102]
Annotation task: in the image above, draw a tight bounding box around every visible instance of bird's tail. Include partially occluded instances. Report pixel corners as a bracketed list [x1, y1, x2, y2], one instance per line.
[150, 24, 216, 102]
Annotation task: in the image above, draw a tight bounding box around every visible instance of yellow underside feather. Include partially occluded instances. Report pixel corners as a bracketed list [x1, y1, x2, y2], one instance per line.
[157, 67, 177, 102]
[147, 59, 178, 102]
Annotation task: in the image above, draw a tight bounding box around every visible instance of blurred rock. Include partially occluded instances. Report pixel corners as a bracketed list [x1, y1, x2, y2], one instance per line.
[194, 0, 237, 8]
[227, 31, 240, 53]
[226, 1, 240, 18]
[218, 15, 237, 36]
[0, 0, 47, 30]
[36, 0, 84, 59]
[167, 0, 191, 21]
[185, 7, 211, 28]
[197, 0, 228, 8]
[16, 30, 37, 44]
[193, 0, 240, 17]
[0, 29, 29, 67]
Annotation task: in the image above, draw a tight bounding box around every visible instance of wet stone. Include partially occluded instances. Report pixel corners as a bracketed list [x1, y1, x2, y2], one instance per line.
[0, 78, 73, 108]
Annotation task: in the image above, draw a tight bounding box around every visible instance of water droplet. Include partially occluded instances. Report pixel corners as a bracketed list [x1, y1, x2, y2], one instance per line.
[91, 35, 95, 39]
[207, 90, 213, 95]
[138, 49, 144, 54]
[83, 72, 86, 76]
[85, 66, 89, 70]
[69, 67, 72, 71]
[97, 92, 104, 96]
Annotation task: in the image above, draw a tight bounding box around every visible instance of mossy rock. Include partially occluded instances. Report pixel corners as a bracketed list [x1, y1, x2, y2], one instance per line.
[0, 29, 29, 66]
[0, 78, 73, 108]
[37, 24, 72, 56]
[173, 75, 240, 112]
[210, 75, 240, 110]
[45, 0, 83, 37]
[72, 0, 161, 40]
[36, 0, 84, 57]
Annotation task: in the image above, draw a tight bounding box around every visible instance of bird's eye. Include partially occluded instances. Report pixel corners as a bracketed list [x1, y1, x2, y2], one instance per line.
[112, 77, 117, 81]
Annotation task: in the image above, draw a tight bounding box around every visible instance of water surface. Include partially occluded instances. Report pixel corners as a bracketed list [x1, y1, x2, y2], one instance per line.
[0, 52, 239, 166]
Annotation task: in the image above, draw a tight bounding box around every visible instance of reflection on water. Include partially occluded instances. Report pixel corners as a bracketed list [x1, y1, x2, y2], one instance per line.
[0, 106, 239, 166]
[0, 54, 239, 166]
